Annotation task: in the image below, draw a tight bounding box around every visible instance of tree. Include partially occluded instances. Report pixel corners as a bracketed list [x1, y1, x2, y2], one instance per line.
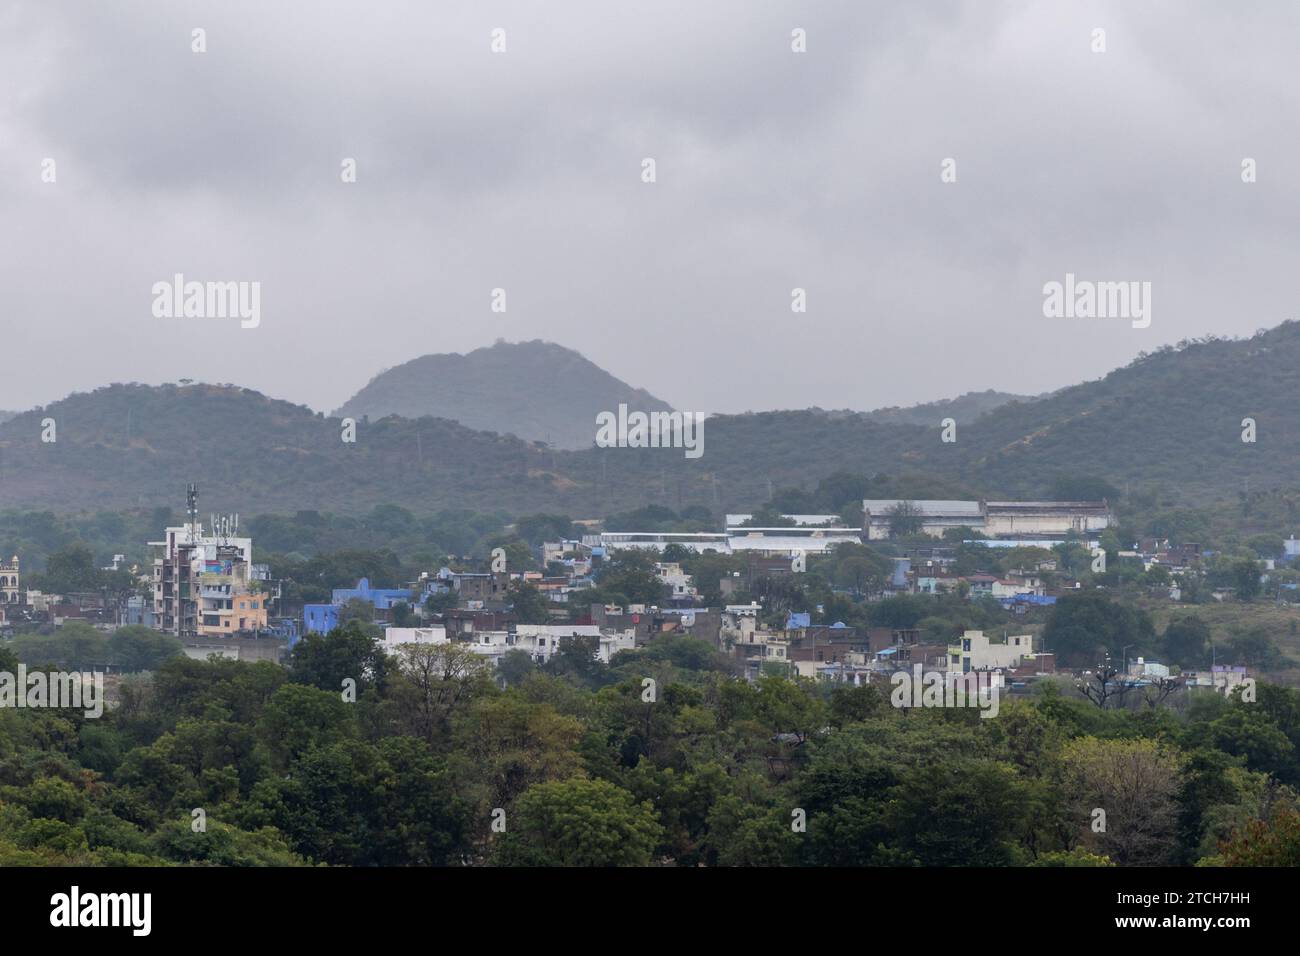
[588, 551, 669, 607]
[1074, 660, 1135, 710]
[392, 641, 494, 743]
[105, 625, 182, 673]
[491, 778, 663, 866]
[1233, 558, 1262, 601]
[424, 590, 458, 615]
[13, 622, 110, 669]
[496, 649, 537, 687]
[514, 514, 576, 547]
[832, 549, 891, 596]
[37, 543, 102, 593]
[1043, 591, 1155, 667]
[543, 635, 608, 689]
[336, 598, 376, 628]
[1213, 809, 1300, 866]
[257, 682, 357, 771]
[741, 506, 796, 527]
[1162, 616, 1210, 668]
[1141, 675, 1186, 709]
[458, 695, 585, 809]
[885, 501, 924, 538]
[884, 759, 1034, 866]
[1048, 475, 1120, 502]
[509, 583, 551, 624]
[288, 619, 389, 693]
[1246, 534, 1285, 560]
[1061, 737, 1184, 865]
[1222, 629, 1284, 670]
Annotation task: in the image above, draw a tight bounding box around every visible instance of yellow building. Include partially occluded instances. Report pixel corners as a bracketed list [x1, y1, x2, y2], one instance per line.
[197, 572, 269, 636]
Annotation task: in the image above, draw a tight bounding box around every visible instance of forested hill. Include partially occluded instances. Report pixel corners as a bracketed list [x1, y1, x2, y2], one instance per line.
[334, 339, 673, 451]
[3, 323, 1299, 515]
[952, 322, 1300, 499]
[862, 389, 1038, 426]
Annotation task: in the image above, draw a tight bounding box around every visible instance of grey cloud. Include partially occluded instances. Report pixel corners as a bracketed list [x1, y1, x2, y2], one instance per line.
[1, 0, 1297, 418]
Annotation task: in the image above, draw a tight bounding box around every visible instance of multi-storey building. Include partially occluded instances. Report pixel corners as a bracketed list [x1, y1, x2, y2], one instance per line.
[0, 555, 19, 605]
[150, 489, 260, 638]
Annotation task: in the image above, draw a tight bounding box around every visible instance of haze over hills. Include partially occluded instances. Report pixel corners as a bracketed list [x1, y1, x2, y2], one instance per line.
[334, 339, 674, 450]
[3, 322, 1300, 516]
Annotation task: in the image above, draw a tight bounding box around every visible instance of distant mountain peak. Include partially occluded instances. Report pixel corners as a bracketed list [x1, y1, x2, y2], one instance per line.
[334, 340, 673, 449]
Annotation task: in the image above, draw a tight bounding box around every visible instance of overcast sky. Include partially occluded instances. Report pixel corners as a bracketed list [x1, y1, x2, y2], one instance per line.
[3, 1, 1297, 416]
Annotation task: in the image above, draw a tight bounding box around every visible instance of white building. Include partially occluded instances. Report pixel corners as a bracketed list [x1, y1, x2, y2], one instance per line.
[725, 514, 842, 527]
[863, 499, 1113, 541]
[655, 562, 697, 599]
[947, 630, 1034, 674]
[725, 528, 862, 556]
[588, 528, 863, 557]
[586, 532, 729, 553]
[513, 625, 636, 664]
[1129, 657, 1170, 679]
[863, 500, 984, 540]
[381, 626, 448, 653]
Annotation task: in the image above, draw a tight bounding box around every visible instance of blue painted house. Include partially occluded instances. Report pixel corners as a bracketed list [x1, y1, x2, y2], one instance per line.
[331, 577, 412, 610]
[303, 604, 340, 635]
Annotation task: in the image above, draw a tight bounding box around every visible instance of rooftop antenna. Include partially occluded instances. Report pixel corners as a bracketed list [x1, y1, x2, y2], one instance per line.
[187, 484, 199, 536]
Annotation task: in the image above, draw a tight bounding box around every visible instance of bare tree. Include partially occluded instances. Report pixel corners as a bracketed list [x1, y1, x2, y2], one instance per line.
[1142, 675, 1186, 709]
[1075, 659, 1136, 709]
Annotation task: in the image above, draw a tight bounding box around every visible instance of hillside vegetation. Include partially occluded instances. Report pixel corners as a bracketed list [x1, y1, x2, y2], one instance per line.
[3, 323, 1300, 515]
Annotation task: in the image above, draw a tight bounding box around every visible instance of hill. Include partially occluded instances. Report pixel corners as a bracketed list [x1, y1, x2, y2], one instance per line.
[4, 323, 1300, 516]
[951, 324, 1300, 500]
[862, 389, 1039, 426]
[334, 339, 673, 450]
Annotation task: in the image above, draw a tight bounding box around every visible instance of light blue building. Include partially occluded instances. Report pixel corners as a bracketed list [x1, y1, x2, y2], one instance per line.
[331, 577, 412, 610]
[303, 604, 340, 635]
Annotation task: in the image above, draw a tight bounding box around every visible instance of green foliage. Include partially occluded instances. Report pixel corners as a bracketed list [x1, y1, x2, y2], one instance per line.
[13, 326, 1300, 521]
[1162, 616, 1211, 668]
[288, 620, 389, 694]
[1043, 591, 1156, 667]
[491, 777, 664, 866]
[0, 604, 1299, 867]
[509, 582, 551, 624]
